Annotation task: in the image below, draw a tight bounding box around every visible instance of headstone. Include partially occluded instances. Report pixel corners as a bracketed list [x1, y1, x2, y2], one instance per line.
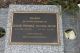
[5, 5, 64, 53]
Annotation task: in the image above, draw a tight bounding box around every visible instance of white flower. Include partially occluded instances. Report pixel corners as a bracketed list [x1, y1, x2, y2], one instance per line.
[65, 30, 76, 40]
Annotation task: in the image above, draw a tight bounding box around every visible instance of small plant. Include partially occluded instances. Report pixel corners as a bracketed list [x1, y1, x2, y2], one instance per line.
[0, 27, 5, 38]
[43, 0, 79, 14]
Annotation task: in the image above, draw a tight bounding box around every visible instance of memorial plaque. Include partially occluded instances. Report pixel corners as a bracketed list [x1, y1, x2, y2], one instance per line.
[10, 12, 60, 44]
[5, 5, 64, 53]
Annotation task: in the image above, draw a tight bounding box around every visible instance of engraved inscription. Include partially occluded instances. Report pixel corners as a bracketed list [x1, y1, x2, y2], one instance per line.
[11, 13, 58, 44]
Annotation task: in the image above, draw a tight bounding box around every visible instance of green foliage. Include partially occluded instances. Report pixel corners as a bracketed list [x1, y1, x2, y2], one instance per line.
[43, 0, 79, 14]
[0, 27, 5, 38]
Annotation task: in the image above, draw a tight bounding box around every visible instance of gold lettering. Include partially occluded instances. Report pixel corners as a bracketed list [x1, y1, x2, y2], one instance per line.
[22, 25, 34, 27]
[13, 24, 22, 27]
[29, 17, 40, 20]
